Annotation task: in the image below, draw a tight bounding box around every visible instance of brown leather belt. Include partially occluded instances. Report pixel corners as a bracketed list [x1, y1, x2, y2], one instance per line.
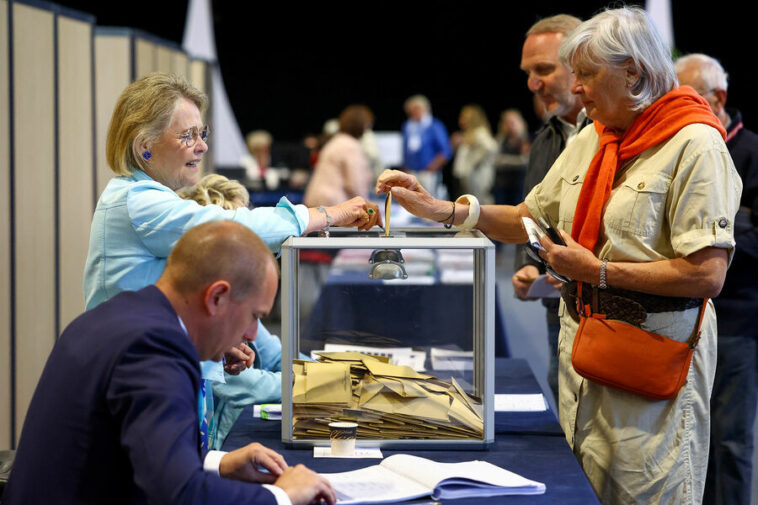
[561, 281, 702, 326]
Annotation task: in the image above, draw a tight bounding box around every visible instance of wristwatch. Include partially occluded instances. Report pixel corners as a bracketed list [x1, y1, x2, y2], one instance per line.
[599, 258, 609, 289]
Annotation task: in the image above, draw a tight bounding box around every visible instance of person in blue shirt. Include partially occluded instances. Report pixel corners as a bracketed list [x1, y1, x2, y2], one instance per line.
[179, 174, 286, 449]
[401, 94, 452, 198]
[83, 73, 380, 450]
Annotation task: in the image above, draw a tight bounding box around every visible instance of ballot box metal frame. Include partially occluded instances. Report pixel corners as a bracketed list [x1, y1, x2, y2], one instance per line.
[280, 228, 495, 449]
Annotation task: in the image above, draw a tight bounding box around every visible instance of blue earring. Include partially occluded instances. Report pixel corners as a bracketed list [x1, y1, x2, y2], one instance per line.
[142, 151, 152, 161]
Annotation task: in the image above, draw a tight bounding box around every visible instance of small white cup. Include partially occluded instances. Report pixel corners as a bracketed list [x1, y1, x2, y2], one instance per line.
[328, 422, 358, 456]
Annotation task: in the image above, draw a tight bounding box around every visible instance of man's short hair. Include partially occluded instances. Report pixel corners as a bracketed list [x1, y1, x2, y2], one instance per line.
[404, 95, 431, 115]
[165, 221, 277, 302]
[526, 14, 582, 38]
[674, 53, 729, 91]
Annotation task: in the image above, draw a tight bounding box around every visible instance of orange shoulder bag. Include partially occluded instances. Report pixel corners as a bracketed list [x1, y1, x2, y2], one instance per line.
[570, 282, 707, 400]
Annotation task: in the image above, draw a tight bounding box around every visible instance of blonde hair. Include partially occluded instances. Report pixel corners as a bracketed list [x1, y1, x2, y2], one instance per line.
[460, 104, 492, 145]
[106, 73, 207, 176]
[499, 109, 528, 141]
[178, 174, 249, 210]
[245, 130, 273, 155]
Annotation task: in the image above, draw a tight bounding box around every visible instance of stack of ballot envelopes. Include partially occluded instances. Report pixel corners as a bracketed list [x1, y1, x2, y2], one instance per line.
[292, 352, 483, 440]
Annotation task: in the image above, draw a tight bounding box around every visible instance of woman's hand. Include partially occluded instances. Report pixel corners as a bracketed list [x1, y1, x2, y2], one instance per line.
[307, 197, 381, 233]
[375, 169, 450, 221]
[327, 197, 381, 230]
[538, 230, 602, 285]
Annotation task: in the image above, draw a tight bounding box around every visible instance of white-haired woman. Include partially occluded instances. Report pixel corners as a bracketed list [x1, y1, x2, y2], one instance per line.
[376, 7, 741, 504]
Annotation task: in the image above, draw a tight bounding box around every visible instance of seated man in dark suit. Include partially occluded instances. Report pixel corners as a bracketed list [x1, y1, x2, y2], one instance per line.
[3, 221, 336, 505]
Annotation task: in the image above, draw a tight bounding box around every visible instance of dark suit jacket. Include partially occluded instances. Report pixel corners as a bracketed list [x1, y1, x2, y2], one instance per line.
[3, 286, 277, 505]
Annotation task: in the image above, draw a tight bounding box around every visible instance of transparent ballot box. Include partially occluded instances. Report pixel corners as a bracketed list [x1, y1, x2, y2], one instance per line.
[280, 228, 495, 449]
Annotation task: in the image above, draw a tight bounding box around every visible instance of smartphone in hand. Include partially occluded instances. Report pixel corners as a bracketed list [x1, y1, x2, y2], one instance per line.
[538, 216, 566, 246]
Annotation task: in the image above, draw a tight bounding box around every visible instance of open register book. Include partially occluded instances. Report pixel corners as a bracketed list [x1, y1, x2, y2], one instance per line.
[321, 454, 545, 504]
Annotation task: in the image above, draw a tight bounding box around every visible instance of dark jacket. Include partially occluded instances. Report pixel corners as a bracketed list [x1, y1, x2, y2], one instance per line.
[713, 109, 758, 337]
[3, 286, 277, 505]
[515, 115, 591, 309]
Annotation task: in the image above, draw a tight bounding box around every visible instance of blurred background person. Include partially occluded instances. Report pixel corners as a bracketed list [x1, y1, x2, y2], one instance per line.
[360, 121, 385, 179]
[493, 108, 531, 206]
[241, 129, 272, 182]
[402, 94, 452, 199]
[304, 105, 375, 207]
[450, 104, 498, 203]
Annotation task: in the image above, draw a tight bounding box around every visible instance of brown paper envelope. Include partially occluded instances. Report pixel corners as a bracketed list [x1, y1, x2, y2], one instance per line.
[450, 377, 483, 421]
[303, 362, 352, 403]
[392, 393, 451, 422]
[313, 351, 389, 363]
[293, 373, 307, 403]
[448, 396, 484, 431]
[362, 359, 432, 380]
[359, 380, 386, 405]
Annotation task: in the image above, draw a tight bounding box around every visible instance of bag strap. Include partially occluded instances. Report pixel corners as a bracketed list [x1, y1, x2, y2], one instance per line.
[687, 298, 708, 349]
[577, 281, 707, 349]
[576, 281, 599, 317]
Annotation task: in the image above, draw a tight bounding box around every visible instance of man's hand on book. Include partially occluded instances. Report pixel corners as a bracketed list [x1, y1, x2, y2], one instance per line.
[220, 442, 287, 483]
[275, 464, 337, 505]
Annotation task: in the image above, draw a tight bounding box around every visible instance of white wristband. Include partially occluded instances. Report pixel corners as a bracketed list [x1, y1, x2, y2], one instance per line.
[455, 194, 480, 230]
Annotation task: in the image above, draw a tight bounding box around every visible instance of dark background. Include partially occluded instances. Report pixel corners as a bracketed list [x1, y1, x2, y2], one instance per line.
[53, 0, 751, 141]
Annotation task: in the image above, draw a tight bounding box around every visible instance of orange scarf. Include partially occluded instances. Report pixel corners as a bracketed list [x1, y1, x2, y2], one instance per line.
[571, 86, 726, 252]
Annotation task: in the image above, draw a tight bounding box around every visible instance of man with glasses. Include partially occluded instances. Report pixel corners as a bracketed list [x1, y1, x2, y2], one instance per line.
[676, 53, 758, 505]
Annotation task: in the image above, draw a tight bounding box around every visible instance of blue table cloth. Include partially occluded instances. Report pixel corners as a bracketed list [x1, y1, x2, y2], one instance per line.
[223, 359, 597, 504]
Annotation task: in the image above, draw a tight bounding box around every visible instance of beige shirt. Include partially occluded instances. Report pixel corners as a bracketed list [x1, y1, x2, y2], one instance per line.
[304, 133, 373, 207]
[525, 123, 742, 505]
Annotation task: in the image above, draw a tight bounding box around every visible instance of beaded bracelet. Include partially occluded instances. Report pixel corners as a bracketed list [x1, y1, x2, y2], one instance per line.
[441, 201, 456, 229]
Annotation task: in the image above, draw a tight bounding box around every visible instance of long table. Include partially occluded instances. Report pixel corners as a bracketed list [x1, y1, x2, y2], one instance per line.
[223, 358, 599, 504]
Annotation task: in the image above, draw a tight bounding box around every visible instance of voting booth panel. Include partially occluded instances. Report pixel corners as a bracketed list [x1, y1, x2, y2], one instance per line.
[0, 0, 11, 450]
[57, 12, 96, 330]
[2, 0, 210, 446]
[12, 0, 57, 445]
[93, 28, 131, 196]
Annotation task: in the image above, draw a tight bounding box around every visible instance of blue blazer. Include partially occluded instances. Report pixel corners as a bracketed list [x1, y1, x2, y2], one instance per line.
[4, 286, 277, 505]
